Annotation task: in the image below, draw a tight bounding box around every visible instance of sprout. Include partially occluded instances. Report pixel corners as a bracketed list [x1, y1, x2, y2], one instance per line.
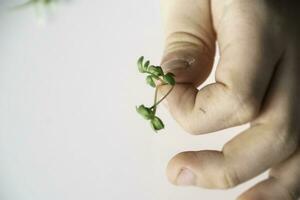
[136, 56, 176, 132]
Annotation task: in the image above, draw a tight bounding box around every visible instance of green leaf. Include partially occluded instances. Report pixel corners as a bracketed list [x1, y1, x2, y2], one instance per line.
[163, 73, 176, 85]
[148, 65, 164, 76]
[137, 56, 145, 73]
[150, 116, 164, 132]
[167, 72, 175, 77]
[156, 66, 164, 76]
[136, 105, 154, 120]
[146, 75, 156, 87]
[150, 74, 159, 80]
[144, 60, 150, 71]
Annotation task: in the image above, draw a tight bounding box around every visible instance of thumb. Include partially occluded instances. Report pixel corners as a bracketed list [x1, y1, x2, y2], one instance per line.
[160, 0, 216, 86]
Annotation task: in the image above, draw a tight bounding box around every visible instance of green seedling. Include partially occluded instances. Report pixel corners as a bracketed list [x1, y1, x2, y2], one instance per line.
[136, 56, 175, 132]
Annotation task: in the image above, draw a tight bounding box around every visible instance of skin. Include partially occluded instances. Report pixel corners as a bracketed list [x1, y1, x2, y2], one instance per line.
[158, 0, 300, 199]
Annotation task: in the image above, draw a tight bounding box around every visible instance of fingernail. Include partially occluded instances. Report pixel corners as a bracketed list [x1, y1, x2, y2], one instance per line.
[176, 168, 196, 186]
[161, 59, 191, 71]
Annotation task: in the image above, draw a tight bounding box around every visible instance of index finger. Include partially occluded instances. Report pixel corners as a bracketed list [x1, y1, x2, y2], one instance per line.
[159, 0, 283, 134]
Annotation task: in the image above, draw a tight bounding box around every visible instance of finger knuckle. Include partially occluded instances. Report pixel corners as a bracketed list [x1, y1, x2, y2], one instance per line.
[181, 122, 200, 135]
[231, 90, 260, 124]
[221, 166, 241, 189]
[271, 124, 299, 159]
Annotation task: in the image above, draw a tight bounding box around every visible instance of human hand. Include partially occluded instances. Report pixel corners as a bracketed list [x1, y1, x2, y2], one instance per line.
[159, 0, 300, 199]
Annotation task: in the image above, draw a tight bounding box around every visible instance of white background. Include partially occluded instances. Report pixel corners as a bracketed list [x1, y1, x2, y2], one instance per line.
[0, 1, 266, 199]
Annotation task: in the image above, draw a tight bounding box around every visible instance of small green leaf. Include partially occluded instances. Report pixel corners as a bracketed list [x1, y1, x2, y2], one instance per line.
[148, 65, 164, 76]
[150, 116, 164, 132]
[137, 56, 145, 73]
[163, 73, 176, 85]
[150, 74, 159, 80]
[146, 75, 156, 87]
[167, 72, 175, 77]
[136, 105, 154, 120]
[143, 60, 150, 71]
[156, 66, 164, 76]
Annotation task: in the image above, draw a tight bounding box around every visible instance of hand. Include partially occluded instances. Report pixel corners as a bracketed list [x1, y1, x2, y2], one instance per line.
[159, 0, 300, 199]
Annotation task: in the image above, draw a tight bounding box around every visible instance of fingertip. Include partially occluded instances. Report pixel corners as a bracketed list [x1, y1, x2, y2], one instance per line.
[166, 151, 232, 189]
[161, 57, 191, 73]
[161, 49, 214, 87]
[166, 151, 198, 186]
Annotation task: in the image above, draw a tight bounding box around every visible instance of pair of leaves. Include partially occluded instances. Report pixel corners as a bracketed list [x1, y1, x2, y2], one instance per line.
[148, 65, 163, 76]
[138, 56, 150, 73]
[136, 105, 154, 120]
[138, 56, 163, 76]
[138, 56, 175, 87]
[146, 72, 175, 88]
[136, 105, 164, 131]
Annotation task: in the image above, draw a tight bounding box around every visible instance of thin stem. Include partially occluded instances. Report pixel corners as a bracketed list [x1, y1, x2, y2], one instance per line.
[150, 85, 174, 110]
[153, 87, 158, 114]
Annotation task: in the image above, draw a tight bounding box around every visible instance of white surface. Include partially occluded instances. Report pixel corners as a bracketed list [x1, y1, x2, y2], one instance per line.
[0, 1, 267, 200]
